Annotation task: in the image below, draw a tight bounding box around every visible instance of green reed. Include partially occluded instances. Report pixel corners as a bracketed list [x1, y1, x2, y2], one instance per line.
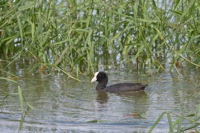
[1, 0, 200, 75]
[0, 76, 34, 131]
[148, 106, 200, 133]
[0, 77, 34, 114]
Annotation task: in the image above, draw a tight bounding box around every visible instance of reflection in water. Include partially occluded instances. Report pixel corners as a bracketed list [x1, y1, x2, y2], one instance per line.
[95, 89, 149, 122]
[116, 91, 149, 117]
[96, 90, 108, 104]
[96, 90, 148, 104]
[115, 90, 147, 97]
[1, 62, 200, 132]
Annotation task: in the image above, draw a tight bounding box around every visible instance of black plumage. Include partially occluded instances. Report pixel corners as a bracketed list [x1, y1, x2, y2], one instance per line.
[91, 72, 147, 92]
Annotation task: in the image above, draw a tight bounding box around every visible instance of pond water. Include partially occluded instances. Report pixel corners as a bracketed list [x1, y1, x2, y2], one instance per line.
[0, 63, 200, 132]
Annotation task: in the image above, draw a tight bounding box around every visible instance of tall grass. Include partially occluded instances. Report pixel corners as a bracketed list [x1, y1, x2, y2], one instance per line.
[148, 107, 200, 133]
[0, 77, 34, 114]
[0, 0, 200, 75]
[0, 76, 34, 131]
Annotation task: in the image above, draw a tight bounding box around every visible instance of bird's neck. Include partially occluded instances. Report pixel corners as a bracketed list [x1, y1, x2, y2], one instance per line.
[96, 79, 108, 90]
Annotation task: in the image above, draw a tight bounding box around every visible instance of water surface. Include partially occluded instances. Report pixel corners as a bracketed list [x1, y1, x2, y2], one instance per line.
[0, 66, 200, 132]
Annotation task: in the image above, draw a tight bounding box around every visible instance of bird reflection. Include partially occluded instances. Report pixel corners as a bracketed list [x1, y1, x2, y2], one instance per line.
[116, 90, 147, 97]
[96, 90, 148, 104]
[95, 90, 149, 116]
[96, 90, 109, 104]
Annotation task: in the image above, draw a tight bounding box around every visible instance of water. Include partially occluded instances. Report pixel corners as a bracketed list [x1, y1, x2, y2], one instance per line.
[0, 63, 200, 132]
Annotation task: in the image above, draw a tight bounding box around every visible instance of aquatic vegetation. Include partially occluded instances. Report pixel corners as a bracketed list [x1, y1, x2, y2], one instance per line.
[0, 0, 200, 76]
[148, 107, 200, 133]
[0, 77, 34, 114]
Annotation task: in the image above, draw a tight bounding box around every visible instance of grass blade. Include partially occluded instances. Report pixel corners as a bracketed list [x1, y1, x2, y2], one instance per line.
[18, 86, 24, 114]
[148, 112, 166, 133]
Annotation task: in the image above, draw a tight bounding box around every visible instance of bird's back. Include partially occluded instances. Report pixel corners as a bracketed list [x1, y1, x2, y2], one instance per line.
[104, 83, 147, 92]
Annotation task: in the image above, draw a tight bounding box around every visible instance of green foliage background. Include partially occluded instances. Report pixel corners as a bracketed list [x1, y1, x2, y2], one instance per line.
[1, 0, 200, 74]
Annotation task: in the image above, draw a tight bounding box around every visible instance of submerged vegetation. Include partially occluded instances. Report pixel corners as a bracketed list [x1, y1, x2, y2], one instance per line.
[0, 0, 200, 75]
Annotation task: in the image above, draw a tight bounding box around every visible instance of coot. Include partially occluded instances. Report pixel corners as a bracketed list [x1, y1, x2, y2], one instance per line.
[91, 71, 148, 92]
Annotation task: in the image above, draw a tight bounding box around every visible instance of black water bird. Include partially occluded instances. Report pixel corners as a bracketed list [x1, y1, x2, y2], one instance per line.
[91, 71, 148, 92]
